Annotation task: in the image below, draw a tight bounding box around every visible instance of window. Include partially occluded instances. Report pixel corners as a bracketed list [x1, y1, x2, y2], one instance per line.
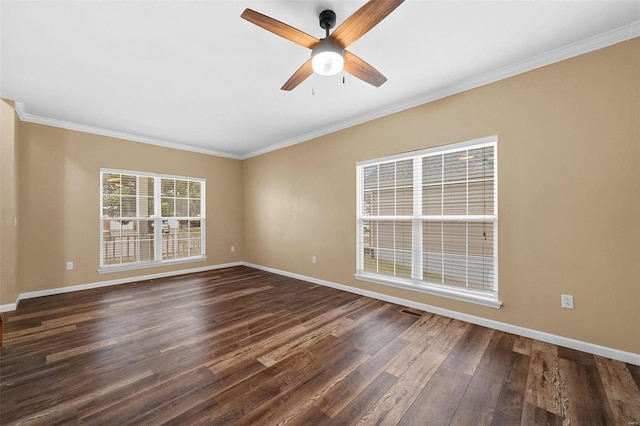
[100, 169, 205, 272]
[356, 136, 500, 308]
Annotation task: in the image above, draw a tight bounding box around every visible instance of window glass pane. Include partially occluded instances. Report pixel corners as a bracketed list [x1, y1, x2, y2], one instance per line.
[376, 249, 395, 275]
[396, 186, 413, 215]
[175, 199, 188, 217]
[468, 222, 494, 290]
[161, 179, 175, 197]
[395, 221, 412, 251]
[443, 183, 466, 215]
[161, 198, 175, 217]
[189, 181, 201, 198]
[103, 173, 121, 195]
[189, 199, 201, 217]
[468, 147, 494, 180]
[144, 177, 155, 196]
[363, 165, 378, 190]
[379, 189, 395, 215]
[423, 185, 441, 215]
[468, 181, 494, 215]
[423, 155, 442, 185]
[142, 197, 154, 218]
[363, 190, 378, 216]
[362, 219, 375, 254]
[443, 222, 467, 286]
[190, 220, 201, 236]
[176, 180, 189, 197]
[121, 175, 137, 195]
[102, 195, 120, 217]
[188, 220, 202, 256]
[377, 221, 394, 249]
[395, 160, 413, 215]
[423, 221, 442, 282]
[395, 250, 412, 278]
[121, 196, 137, 217]
[396, 160, 413, 186]
[379, 163, 395, 188]
[443, 152, 466, 183]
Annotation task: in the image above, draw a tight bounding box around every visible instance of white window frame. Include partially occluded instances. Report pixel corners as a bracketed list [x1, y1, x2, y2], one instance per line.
[99, 168, 206, 273]
[355, 136, 501, 308]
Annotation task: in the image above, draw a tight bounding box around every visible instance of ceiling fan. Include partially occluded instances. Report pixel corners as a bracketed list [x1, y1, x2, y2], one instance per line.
[241, 0, 405, 91]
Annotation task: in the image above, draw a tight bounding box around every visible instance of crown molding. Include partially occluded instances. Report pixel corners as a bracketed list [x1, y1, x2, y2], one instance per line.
[14, 102, 243, 160]
[240, 20, 640, 159]
[11, 21, 639, 161]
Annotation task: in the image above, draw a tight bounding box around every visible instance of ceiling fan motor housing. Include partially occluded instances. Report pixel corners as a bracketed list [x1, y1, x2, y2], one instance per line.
[319, 10, 336, 31]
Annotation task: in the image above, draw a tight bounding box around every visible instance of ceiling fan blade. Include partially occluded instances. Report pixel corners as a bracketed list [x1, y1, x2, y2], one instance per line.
[329, 0, 404, 48]
[281, 59, 313, 91]
[241, 9, 320, 49]
[344, 51, 387, 87]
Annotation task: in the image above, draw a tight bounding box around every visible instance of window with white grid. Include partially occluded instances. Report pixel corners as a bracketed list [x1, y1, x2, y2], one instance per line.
[100, 169, 205, 272]
[356, 137, 499, 308]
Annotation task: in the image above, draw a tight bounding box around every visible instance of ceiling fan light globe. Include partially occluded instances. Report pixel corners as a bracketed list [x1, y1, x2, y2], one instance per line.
[311, 43, 344, 76]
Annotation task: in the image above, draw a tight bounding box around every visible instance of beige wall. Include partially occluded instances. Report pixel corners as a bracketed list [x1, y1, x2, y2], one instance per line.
[243, 39, 640, 353]
[1, 100, 19, 305]
[13, 122, 243, 300]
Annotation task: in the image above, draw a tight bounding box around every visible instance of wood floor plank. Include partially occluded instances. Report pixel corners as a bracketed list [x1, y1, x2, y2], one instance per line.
[330, 372, 398, 426]
[629, 364, 640, 391]
[513, 335, 533, 356]
[558, 357, 615, 425]
[236, 341, 371, 425]
[491, 352, 531, 426]
[524, 346, 564, 416]
[397, 364, 471, 425]
[449, 366, 507, 425]
[314, 336, 409, 418]
[595, 356, 640, 424]
[441, 323, 494, 375]
[384, 315, 451, 377]
[477, 330, 517, 375]
[358, 341, 452, 424]
[1, 266, 637, 425]
[520, 402, 564, 426]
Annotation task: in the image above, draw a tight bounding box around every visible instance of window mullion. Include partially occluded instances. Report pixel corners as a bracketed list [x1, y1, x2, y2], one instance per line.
[412, 157, 422, 280]
[154, 176, 162, 261]
[465, 150, 469, 288]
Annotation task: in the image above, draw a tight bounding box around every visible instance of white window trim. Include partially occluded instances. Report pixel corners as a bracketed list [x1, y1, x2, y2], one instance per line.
[355, 135, 501, 309]
[98, 169, 206, 273]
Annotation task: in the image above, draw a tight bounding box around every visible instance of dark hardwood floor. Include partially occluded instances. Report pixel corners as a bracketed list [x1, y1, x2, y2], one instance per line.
[1, 266, 639, 425]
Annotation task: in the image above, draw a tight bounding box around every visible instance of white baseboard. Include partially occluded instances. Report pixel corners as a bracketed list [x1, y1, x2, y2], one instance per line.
[244, 262, 640, 366]
[0, 262, 242, 313]
[0, 303, 17, 313]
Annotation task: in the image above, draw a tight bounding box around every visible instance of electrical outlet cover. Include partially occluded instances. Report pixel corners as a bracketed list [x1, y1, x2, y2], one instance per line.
[561, 294, 574, 309]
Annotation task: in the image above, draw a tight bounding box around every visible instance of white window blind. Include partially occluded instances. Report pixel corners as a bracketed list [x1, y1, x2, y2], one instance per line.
[100, 169, 206, 272]
[356, 137, 499, 308]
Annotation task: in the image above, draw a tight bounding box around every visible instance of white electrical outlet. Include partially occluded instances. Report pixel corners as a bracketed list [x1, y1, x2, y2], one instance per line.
[230, 246, 235, 252]
[66, 261, 74, 270]
[561, 294, 574, 309]
[312, 256, 317, 264]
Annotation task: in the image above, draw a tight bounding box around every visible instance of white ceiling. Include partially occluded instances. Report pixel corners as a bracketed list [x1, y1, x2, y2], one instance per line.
[2, 1, 639, 159]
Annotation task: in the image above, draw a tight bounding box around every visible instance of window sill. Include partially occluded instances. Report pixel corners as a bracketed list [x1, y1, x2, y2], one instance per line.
[354, 272, 502, 309]
[98, 255, 207, 274]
